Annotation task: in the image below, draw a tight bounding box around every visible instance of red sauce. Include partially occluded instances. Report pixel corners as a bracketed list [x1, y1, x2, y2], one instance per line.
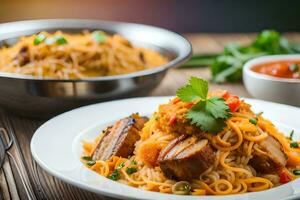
[252, 61, 300, 79]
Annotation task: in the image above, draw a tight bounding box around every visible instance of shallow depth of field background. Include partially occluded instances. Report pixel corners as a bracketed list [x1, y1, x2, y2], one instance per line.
[1, 0, 300, 33]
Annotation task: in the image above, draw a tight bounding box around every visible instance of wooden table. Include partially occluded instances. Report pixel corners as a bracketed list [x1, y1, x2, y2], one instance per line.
[0, 33, 299, 200]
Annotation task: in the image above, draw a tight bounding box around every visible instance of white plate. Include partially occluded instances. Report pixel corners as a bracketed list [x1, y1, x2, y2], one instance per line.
[31, 97, 300, 200]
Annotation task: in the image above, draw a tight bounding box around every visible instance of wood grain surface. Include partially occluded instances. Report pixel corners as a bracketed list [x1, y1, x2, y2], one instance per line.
[0, 33, 298, 200]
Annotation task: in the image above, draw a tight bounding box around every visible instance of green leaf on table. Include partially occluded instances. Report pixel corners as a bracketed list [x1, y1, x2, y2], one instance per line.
[186, 29, 300, 83]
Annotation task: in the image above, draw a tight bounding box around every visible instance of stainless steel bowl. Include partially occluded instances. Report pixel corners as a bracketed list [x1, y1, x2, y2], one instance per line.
[0, 19, 192, 118]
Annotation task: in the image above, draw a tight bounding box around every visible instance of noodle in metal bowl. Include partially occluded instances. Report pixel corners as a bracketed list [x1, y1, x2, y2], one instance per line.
[0, 31, 168, 79]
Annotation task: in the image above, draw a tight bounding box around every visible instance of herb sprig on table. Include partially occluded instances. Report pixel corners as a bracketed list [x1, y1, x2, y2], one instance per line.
[177, 77, 232, 134]
[182, 30, 300, 83]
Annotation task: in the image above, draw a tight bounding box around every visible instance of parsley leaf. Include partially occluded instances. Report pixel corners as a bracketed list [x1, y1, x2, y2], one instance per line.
[206, 97, 231, 119]
[176, 77, 208, 102]
[177, 77, 232, 134]
[187, 100, 227, 134]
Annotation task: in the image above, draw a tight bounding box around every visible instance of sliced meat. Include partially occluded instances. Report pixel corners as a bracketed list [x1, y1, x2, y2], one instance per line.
[249, 136, 287, 173]
[249, 155, 278, 174]
[158, 136, 215, 181]
[91, 115, 148, 160]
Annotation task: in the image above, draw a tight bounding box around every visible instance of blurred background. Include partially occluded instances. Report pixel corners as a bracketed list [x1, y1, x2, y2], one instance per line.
[1, 0, 300, 33]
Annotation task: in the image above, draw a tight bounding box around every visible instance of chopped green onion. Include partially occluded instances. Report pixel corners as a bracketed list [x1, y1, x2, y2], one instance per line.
[126, 167, 137, 175]
[82, 156, 93, 161]
[34, 34, 46, 45]
[249, 118, 258, 125]
[290, 142, 299, 148]
[45, 37, 56, 45]
[108, 169, 120, 181]
[92, 31, 106, 42]
[172, 181, 191, 195]
[108, 162, 125, 181]
[117, 162, 125, 170]
[55, 35, 68, 45]
[289, 130, 295, 141]
[289, 64, 299, 72]
[86, 160, 96, 166]
[131, 160, 137, 165]
[293, 170, 300, 175]
[44, 36, 68, 45]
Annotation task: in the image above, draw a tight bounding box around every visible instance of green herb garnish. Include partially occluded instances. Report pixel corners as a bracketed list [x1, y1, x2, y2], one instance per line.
[172, 181, 191, 195]
[34, 34, 46, 45]
[108, 162, 125, 181]
[82, 156, 93, 161]
[182, 30, 300, 83]
[45, 37, 56, 45]
[55, 35, 68, 45]
[92, 31, 106, 43]
[249, 118, 258, 125]
[289, 64, 299, 72]
[177, 77, 231, 134]
[117, 162, 125, 170]
[108, 169, 120, 181]
[86, 160, 96, 166]
[126, 167, 137, 175]
[293, 170, 300, 176]
[289, 130, 295, 141]
[131, 160, 137, 165]
[290, 142, 299, 148]
[44, 35, 67, 45]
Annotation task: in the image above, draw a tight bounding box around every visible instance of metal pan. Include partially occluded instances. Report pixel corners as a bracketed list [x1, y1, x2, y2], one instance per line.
[0, 19, 192, 118]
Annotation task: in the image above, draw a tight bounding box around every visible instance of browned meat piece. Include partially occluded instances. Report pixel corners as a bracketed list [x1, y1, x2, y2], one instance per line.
[158, 136, 215, 181]
[91, 115, 148, 160]
[249, 155, 278, 174]
[13, 46, 30, 66]
[249, 136, 287, 173]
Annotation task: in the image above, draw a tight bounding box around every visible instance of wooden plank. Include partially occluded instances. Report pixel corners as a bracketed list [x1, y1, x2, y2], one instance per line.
[0, 167, 11, 200]
[2, 158, 20, 200]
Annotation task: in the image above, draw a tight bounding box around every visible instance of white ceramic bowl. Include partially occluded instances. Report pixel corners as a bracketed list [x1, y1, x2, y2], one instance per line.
[243, 55, 300, 107]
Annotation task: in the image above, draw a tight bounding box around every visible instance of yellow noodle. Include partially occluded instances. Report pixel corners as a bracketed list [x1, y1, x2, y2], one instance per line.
[82, 96, 300, 196]
[0, 31, 167, 79]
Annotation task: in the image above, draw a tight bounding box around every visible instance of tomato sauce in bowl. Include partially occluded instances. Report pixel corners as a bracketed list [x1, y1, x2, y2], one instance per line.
[252, 61, 300, 79]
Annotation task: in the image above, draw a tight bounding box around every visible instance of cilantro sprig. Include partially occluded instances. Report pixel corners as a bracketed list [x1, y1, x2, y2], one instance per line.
[176, 77, 232, 134]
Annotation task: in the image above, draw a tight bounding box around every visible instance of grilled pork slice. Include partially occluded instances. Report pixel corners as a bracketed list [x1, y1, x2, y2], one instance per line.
[91, 115, 148, 161]
[158, 136, 215, 181]
[249, 136, 287, 173]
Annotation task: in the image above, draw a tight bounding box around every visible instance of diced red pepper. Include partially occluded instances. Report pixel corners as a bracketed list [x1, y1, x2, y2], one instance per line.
[172, 98, 181, 105]
[226, 95, 240, 112]
[279, 171, 291, 184]
[169, 114, 177, 125]
[221, 90, 230, 100]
